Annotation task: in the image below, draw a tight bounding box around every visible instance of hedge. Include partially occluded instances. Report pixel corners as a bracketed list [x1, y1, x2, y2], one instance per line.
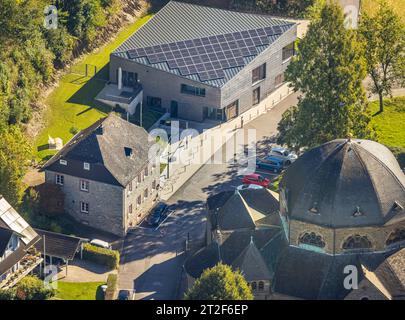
[104, 274, 118, 300]
[82, 243, 120, 270]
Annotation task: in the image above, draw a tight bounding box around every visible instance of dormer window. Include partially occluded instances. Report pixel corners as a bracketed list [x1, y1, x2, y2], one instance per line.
[393, 201, 403, 212]
[125, 147, 133, 158]
[60, 159, 67, 165]
[353, 206, 364, 217]
[309, 202, 319, 214]
[84, 162, 90, 170]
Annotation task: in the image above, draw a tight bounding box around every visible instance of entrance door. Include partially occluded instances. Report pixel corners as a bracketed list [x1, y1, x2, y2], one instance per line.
[170, 101, 178, 117]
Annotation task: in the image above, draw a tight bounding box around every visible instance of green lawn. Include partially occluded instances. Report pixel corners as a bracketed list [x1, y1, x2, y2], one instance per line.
[55, 281, 105, 300]
[35, 15, 154, 161]
[370, 97, 405, 148]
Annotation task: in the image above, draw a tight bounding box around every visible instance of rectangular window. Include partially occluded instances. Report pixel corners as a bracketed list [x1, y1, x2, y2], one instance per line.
[146, 96, 162, 108]
[59, 159, 67, 166]
[84, 162, 90, 170]
[80, 180, 89, 192]
[152, 180, 156, 191]
[275, 73, 285, 87]
[129, 204, 133, 214]
[56, 174, 64, 186]
[80, 202, 89, 214]
[253, 87, 261, 105]
[137, 174, 142, 184]
[128, 182, 133, 193]
[225, 100, 239, 121]
[252, 63, 266, 84]
[282, 42, 295, 62]
[181, 84, 206, 97]
[137, 195, 142, 207]
[144, 167, 149, 177]
[144, 188, 149, 199]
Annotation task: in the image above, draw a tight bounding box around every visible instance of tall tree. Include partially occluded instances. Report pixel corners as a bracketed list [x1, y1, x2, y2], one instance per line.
[359, 1, 405, 113]
[184, 263, 253, 300]
[277, 3, 374, 150]
[0, 126, 32, 206]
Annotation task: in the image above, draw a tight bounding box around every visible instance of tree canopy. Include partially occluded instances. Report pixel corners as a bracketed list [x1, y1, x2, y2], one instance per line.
[277, 2, 375, 150]
[184, 263, 253, 300]
[359, 0, 405, 113]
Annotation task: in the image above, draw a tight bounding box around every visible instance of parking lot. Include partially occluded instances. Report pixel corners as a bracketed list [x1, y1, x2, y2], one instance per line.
[137, 206, 175, 230]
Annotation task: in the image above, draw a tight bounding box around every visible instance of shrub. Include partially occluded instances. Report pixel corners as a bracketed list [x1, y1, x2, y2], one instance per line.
[184, 263, 253, 300]
[14, 276, 55, 300]
[82, 243, 120, 270]
[0, 288, 16, 300]
[104, 273, 118, 300]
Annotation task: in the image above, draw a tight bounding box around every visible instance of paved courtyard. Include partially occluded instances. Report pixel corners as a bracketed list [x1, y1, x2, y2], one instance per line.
[118, 92, 299, 299]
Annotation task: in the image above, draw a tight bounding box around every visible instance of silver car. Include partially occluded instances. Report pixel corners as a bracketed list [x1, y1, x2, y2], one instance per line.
[268, 147, 298, 165]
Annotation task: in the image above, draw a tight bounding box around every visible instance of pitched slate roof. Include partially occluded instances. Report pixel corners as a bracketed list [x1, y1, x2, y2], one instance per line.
[112, 1, 295, 87]
[280, 139, 405, 228]
[42, 114, 156, 187]
[232, 237, 272, 281]
[215, 189, 279, 230]
[0, 227, 13, 256]
[34, 229, 82, 261]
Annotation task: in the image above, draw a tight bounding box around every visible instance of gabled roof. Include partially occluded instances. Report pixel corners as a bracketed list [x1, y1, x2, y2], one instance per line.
[215, 189, 279, 230]
[232, 237, 272, 281]
[42, 114, 156, 187]
[0, 196, 38, 245]
[112, 1, 295, 87]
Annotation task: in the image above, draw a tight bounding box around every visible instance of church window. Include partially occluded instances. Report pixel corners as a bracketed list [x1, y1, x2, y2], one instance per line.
[251, 282, 257, 291]
[258, 281, 264, 291]
[299, 232, 325, 248]
[386, 229, 405, 246]
[342, 235, 372, 250]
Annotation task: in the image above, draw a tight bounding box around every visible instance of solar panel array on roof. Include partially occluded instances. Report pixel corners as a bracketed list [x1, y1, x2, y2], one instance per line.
[127, 26, 288, 82]
[0, 197, 38, 245]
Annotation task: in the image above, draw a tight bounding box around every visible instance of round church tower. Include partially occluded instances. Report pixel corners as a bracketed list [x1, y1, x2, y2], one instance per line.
[279, 139, 405, 255]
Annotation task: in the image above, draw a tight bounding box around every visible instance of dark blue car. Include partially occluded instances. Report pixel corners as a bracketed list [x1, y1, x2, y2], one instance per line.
[147, 202, 168, 227]
[256, 156, 287, 173]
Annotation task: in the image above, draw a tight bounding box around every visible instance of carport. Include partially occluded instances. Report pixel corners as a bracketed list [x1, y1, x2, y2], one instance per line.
[34, 229, 83, 276]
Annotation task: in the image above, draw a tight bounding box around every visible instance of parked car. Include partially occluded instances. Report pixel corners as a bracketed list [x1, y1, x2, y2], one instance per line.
[242, 174, 270, 188]
[147, 202, 168, 227]
[236, 184, 264, 191]
[256, 156, 287, 173]
[90, 239, 111, 250]
[118, 289, 135, 300]
[268, 147, 298, 165]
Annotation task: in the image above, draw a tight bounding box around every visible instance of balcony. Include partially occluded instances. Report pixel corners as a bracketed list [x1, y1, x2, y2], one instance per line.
[95, 82, 143, 115]
[0, 248, 43, 290]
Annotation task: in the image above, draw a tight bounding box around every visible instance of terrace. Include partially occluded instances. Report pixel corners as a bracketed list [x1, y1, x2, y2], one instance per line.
[0, 247, 43, 290]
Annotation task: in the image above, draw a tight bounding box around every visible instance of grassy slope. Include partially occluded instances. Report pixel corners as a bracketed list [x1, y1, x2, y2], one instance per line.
[369, 97, 405, 149]
[55, 281, 105, 300]
[35, 15, 153, 161]
[362, 0, 405, 24]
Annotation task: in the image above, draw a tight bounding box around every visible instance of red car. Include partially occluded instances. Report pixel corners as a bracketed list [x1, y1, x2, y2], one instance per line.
[242, 173, 270, 188]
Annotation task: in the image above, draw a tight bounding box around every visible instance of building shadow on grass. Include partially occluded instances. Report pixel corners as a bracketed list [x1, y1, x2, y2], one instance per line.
[66, 64, 112, 115]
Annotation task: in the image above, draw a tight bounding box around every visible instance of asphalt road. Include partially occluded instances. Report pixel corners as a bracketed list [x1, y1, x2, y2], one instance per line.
[118, 92, 299, 299]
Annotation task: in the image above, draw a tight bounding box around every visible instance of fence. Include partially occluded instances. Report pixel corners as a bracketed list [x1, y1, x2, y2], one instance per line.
[159, 83, 293, 200]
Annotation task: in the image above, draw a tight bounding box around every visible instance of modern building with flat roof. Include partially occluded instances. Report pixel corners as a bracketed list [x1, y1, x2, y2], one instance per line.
[104, 1, 297, 122]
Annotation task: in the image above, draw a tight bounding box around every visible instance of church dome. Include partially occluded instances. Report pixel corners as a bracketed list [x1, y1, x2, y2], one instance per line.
[280, 139, 405, 228]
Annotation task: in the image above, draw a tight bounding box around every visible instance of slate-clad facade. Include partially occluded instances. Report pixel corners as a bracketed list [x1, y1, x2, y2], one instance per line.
[110, 1, 297, 122]
[43, 114, 160, 236]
